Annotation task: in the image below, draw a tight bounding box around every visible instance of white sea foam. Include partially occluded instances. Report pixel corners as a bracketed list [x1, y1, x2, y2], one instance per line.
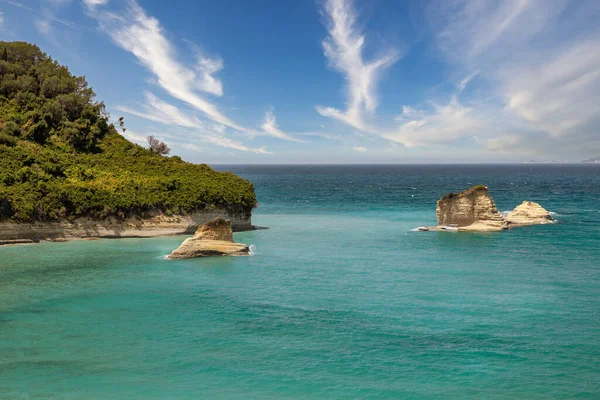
[249, 245, 256, 256]
[411, 227, 431, 232]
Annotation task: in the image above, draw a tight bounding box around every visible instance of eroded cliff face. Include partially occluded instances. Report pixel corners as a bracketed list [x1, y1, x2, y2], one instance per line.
[436, 186, 508, 231]
[194, 217, 234, 241]
[506, 201, 554, 226]
[0, 208, 251, 242]
[168, 217, 249, 259]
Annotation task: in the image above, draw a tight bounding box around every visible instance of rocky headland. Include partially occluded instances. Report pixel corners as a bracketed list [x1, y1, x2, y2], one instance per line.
[0, 41, 258, 245]
[167, 217, 250, 259]
[434, 185, 555, 232]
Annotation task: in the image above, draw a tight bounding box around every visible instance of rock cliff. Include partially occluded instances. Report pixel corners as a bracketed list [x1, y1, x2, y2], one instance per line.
[167, 218, 249, 259]
[436, 185, 508, 231]
[506, 201, 555, 226]
[0, 209, 251, 242]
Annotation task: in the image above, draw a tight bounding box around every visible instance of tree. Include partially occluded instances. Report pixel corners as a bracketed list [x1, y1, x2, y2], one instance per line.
[0, 41, 109, 150]
[118, 116, 126, 133]
[147, 135, 171, 155]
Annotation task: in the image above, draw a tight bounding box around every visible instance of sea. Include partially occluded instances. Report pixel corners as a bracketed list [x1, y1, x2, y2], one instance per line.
[1, 164, 599, 399]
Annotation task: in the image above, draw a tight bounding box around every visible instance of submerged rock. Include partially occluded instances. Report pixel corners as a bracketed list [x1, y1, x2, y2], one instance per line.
[436, 185, 508, 231]
[506, 201, 555, 226]
[168, 218, 249, 259]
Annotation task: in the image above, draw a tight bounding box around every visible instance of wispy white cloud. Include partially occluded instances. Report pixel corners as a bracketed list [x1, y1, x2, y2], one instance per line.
[180, 38, 225, 97]
[383, 0, 600, 157]
[430, 0, 562, 65]
[46, 0, 72, 6]
[181, 143, 204, 152]
[212, 123, 226, 135]
[261, 111, 307, 143]
[19, 0, 81, 40]
[204, 136, 271, 154]
[502, 38, 600, 138]
[353, 146, 367, 152]
[118, 129, 147, 146]
[487, 134, 525, 152]
[7, 1, 34, 12]
[88, 0, 300, 153]
[457, 71, 478, 94]
[34, 18, 51, 34]
[117, 93, 269, 154]
[297, 131, 343, 141]
[194, 53, 223, 97]
[316, 0, 399, 131]
[117, 92, 204, 130]
[133, 128, 271, 154]
[425, 0, 600, 154]
[0, 12, 5, 29]
[386, 94, 483, 148]
[91, 0, 244, 131]
[82, 0, 108, 8]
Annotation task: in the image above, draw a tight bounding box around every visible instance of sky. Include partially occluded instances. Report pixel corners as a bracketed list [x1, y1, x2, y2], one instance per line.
[1, 0, 599, 163]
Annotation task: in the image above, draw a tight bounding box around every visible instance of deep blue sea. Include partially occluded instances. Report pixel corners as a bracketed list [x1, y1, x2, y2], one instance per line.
[1, 164, 599, 399]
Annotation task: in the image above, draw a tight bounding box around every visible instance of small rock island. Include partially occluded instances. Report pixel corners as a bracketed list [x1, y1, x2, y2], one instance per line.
[506, 201, 555, 226]
[436, 185, 508, 231]
[168, 218, 250, 259]
[434, 185, 554, 232]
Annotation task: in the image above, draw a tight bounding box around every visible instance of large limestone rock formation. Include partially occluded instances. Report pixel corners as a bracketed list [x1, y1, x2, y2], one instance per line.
[168, 218, 249, 259]
[436, 185, 508, 231]
[506, 201, 555, 226]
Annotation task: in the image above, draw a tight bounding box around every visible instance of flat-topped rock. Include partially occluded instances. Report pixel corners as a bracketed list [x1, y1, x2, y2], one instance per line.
[436, 185, 508, 231]
[168, 218, 249, 259]
[506, 201, 555, 226]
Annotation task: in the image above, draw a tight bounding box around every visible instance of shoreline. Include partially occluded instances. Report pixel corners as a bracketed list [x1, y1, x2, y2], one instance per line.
[0, 209, 256, 245]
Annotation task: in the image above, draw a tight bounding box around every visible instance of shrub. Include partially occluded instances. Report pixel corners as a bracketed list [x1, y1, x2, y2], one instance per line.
[0, 133, 16, 147]
[0, 41, 256, 222]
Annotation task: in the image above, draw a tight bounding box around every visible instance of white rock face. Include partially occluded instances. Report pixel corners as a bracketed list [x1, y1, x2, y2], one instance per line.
[0, 209, 252, 242]
[168, 218, 249, 259]
[506, 201, 555, 226]
[436, 186, 508, 231]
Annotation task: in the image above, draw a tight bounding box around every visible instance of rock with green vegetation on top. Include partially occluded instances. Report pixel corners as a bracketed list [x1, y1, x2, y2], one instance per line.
[436, 185, 508, 231]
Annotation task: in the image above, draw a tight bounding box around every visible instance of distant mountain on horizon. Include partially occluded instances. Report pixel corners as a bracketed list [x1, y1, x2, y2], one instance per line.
[581, 156, 600, 163]
[523, 157, 600, 164]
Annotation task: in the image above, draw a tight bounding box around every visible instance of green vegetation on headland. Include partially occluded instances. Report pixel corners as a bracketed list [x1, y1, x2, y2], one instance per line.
[0, 41, 256, 222]
[440, 184, 487, 200]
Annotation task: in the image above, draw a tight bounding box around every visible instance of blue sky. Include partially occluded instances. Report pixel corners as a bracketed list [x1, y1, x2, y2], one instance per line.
[1, 0, 599, 163]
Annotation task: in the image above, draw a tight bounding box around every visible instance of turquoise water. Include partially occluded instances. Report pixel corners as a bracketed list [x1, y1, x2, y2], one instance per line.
[1, 165, 599, 399]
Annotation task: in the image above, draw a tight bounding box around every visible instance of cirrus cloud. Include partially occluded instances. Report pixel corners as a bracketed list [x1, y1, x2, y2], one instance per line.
[316, 0, 400, 131]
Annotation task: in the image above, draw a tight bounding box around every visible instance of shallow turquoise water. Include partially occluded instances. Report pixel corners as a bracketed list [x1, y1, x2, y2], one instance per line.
[1, 165, 599, 399]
